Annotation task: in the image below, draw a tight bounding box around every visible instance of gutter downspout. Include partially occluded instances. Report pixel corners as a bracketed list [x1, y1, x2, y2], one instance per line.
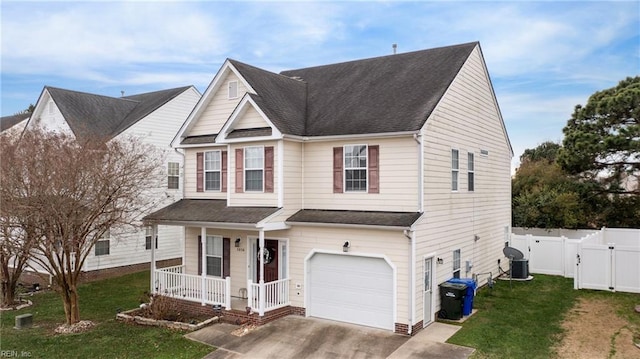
[413, 130, 424, 212]
[404, 229, 415, 335]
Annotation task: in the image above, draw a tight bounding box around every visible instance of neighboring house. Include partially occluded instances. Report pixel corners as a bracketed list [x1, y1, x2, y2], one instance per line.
[22, 86, 201, 279]
[0, 113, 30, 135]
[145, 42, 513, 335]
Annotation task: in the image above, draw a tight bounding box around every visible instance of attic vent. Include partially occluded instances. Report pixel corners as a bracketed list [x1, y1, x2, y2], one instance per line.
[480, 149, 489, 156]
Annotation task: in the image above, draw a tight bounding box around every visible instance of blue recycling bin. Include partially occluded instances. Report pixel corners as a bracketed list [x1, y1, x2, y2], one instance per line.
[447, 278, 476, 316]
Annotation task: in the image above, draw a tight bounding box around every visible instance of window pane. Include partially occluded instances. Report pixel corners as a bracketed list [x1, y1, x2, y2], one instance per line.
[452, 171, 458, 191]
[468, 153, 474, 171]
[346, 169, 367, 191]
[206, 236, 222, 256]
[207, 257, 222, 277]
[205, 151, 221, 171]
[95, 240, 110, 256]
[452, 149, 459, 169]
[168, 177, 179, 189]
[205, 172, 221, 191]
[245, 147, 263, 169]
[245, 169, 263, 191]
[168, 162, 179, 176]
[344, 145, 367, 169]
[468, 172, 474, 191]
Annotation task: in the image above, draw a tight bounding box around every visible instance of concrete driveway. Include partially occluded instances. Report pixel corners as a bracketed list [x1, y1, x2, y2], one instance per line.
[186, 316, 474, 359]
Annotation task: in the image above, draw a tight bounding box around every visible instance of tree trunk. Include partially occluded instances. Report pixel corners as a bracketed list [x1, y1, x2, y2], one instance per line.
[1, 280, 17, 307]
[61, 285, 81, 325]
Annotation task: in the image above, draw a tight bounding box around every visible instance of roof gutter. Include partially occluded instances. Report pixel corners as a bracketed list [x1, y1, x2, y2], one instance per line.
[282, 130, 419, 143]
[285, 221, 414, 231]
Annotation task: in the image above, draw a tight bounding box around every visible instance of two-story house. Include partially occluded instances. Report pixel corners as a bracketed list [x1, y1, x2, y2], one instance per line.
[22, 85, 200, 280]
[145, 42, 512, 335]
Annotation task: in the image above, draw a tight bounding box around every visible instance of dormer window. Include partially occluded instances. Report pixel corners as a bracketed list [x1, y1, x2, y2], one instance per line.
[228, 81, 238, 99]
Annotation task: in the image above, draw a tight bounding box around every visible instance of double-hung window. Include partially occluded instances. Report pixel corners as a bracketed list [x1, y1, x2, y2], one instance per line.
[145, 226, 157, 250]
[95, 229, 110, 256]
[453, 249, 461, 278]
[468, 152, 475, 192]
[244, 146, 264, 191]
[451, 149, 459, 191]
[206, 236, 223, 277]
[167, 162, 179, 189]
[344, 145, 367, 192]
[205, 151, 222, 191]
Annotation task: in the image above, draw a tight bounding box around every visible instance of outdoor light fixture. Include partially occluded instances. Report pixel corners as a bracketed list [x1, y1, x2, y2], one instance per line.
[437, 257, 444, 264]
[343, 241, 350, 252]
[235, 238, 241, 248]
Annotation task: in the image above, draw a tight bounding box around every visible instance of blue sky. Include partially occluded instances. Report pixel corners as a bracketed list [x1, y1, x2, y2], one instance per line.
[1, 1, 638, 171]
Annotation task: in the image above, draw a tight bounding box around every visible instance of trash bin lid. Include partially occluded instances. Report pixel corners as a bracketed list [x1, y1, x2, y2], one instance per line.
[439, 282, 467, 290]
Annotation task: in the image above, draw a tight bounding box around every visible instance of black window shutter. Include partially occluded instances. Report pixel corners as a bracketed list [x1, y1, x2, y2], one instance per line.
[223, 238, 230, 278]
[197, 235, 202, 275]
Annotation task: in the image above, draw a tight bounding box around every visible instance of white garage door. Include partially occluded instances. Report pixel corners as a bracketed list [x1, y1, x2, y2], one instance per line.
[308, 253, 394, 330]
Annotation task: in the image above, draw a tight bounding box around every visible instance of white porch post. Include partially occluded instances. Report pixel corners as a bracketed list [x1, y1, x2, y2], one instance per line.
[225, 276, 231, 310]
[258, 230, 265, 316]
[150, 224, 157, 293]
[201, 227, 207, 306]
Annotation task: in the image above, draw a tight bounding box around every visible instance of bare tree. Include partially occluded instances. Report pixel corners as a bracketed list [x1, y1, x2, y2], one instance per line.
[3, 128, 162, 324]
[0, 132, 40, 307]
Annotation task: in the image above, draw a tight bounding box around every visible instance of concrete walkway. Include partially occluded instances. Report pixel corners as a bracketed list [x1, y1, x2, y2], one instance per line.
[187, 316, 474, 359]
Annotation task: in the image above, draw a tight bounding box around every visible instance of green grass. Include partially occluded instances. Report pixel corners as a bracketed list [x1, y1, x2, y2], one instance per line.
[0, 271, 212, 359]
[448, 275, 640, 359]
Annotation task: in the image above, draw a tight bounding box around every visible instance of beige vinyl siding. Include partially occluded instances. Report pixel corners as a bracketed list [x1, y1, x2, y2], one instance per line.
[282, 140, 303, 211]
[189, 72, 248, 137]
[270, 226, 410, 326]
[234, 106, 269, 129]
[413, 45, 511, 322]
[302, 137, 419, 212]
[183, 146, 228, 199]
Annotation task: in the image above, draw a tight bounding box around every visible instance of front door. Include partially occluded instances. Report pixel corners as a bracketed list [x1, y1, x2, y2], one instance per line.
[256, 239, 279, 283]
[424, 257, 434, 327]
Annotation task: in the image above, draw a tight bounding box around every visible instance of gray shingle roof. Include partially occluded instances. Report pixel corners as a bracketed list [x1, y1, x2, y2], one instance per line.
[229, 60, 307, 136]
[143, 199, 280, 224]
[0, 113, 29, 132]
[221, 42, 477, 138]
[45, 86, 192, 142]
[181, 134, 218, 145]
[286, 209, 422, 228]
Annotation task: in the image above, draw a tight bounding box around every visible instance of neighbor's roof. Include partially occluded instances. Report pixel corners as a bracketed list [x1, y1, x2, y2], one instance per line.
[286, 209, 422, 228]
[143, 199, 280, 225]
[44, 86, 192, 142]
[0, 113, 29, 132]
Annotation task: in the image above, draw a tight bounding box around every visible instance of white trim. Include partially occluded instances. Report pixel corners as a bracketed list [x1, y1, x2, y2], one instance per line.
[282, 131, 417, 142]
[286, 221, 413, 231]
[277, 140, 284, 208]
[217, 95, 283, 143]
[304, 249, 397, 330]
[422, 252, 437, 328]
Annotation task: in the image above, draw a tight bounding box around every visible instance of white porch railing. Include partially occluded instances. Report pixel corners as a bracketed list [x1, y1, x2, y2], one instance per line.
[154, 265, 231, 309]
[247, 278, 290, 316]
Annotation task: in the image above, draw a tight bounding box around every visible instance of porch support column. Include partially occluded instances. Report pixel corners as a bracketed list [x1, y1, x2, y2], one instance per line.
[258, 229, 265, 316]
[150, 224, 158, 293]
[201, 227, 207, 306]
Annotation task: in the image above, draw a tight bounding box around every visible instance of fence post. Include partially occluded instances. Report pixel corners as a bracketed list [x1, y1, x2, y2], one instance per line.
[247, 279, 253, 312]
[259, 280, 265, 316]
[225, 276, 231, 310]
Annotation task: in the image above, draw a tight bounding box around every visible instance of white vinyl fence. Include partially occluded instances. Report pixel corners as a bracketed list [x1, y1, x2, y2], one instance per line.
[511, 228, 640, 293]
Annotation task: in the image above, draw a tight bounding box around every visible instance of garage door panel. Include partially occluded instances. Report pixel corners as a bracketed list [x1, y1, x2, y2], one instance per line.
[308, 253, 393, 330]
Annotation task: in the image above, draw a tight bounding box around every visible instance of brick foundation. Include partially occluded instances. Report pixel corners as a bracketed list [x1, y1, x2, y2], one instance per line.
[394, 320, 424, 336]
[162, 296, 306, 327]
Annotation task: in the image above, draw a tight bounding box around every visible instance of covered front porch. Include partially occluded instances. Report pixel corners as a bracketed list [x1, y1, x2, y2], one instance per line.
[144, 199, 291, 317]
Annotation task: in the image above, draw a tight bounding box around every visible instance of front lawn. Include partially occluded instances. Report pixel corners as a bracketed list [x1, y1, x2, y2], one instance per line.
[448, 274, 640, 359]
[0, 271, 212, 359]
